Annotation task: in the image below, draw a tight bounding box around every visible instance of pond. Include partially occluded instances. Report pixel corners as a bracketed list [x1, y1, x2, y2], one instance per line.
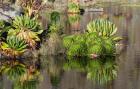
[0, 1, 140, 89]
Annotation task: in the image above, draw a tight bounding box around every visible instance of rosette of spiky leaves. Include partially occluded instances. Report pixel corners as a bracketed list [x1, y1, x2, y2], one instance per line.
[87, 19, 117, 37]
[12, 16, 40, 31]
[8, 16, 43, 48]
[87, 57, 117, 84]
[0, 36, 28, 57]
[1, 62, 27, 81]
[68, 2, 80, 13]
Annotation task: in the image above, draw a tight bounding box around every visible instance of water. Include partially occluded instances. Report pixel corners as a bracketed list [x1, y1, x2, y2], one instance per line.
[1, 2, 140, 89]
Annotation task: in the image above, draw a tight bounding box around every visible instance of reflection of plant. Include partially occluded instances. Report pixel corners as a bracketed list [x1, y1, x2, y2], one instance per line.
[68, 14, 80, 24]
[0, 61, 26, 81]
[14, 69, 40, 89]
[0, 36, 27, 57]
[63, 56, 117, 85]
[87, 57, 117, 84]
[68, 2, 80, 13]
[14, 80, 38, 89]
[8, 16, 43, 48]
[50, 75, 60, 87]
[63, 57, 89, 72]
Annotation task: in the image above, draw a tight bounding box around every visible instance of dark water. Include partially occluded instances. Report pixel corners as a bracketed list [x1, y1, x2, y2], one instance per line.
[1, 3, 140, 89]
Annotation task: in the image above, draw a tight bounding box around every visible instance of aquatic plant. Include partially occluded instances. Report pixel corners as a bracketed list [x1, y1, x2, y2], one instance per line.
[68, 2, 80, 13]
[87, 19, 117, 37]
[0, 36, 28, 57]
[8, 16, 43, 48]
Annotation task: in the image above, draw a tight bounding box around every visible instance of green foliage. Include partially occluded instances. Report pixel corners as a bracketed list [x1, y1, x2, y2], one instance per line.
[2, 36, 27, 51]
[87, 19, 117, 37]
[0, 20, 10, 39]
[63, 34, 87, 56]
[8, 16, 43, 47]
[0, 20, 5, 38]
[63, 19, 120, 57]
[0, 20, 5, 29]
[12, 16, 41, 32]
[48, 23, 61, 33]
[63, 32, 116, 57]
[68, 2, 80, 13]
[50, 11, 60, 23]
[68, 14, 81, 24]
[0, 36, 28, 57]
[47, 11, 62, 34]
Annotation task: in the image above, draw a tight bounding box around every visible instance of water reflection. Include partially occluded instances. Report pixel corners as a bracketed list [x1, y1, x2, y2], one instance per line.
[0, 59, 41, 89]
[63, 56, 117, 85]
